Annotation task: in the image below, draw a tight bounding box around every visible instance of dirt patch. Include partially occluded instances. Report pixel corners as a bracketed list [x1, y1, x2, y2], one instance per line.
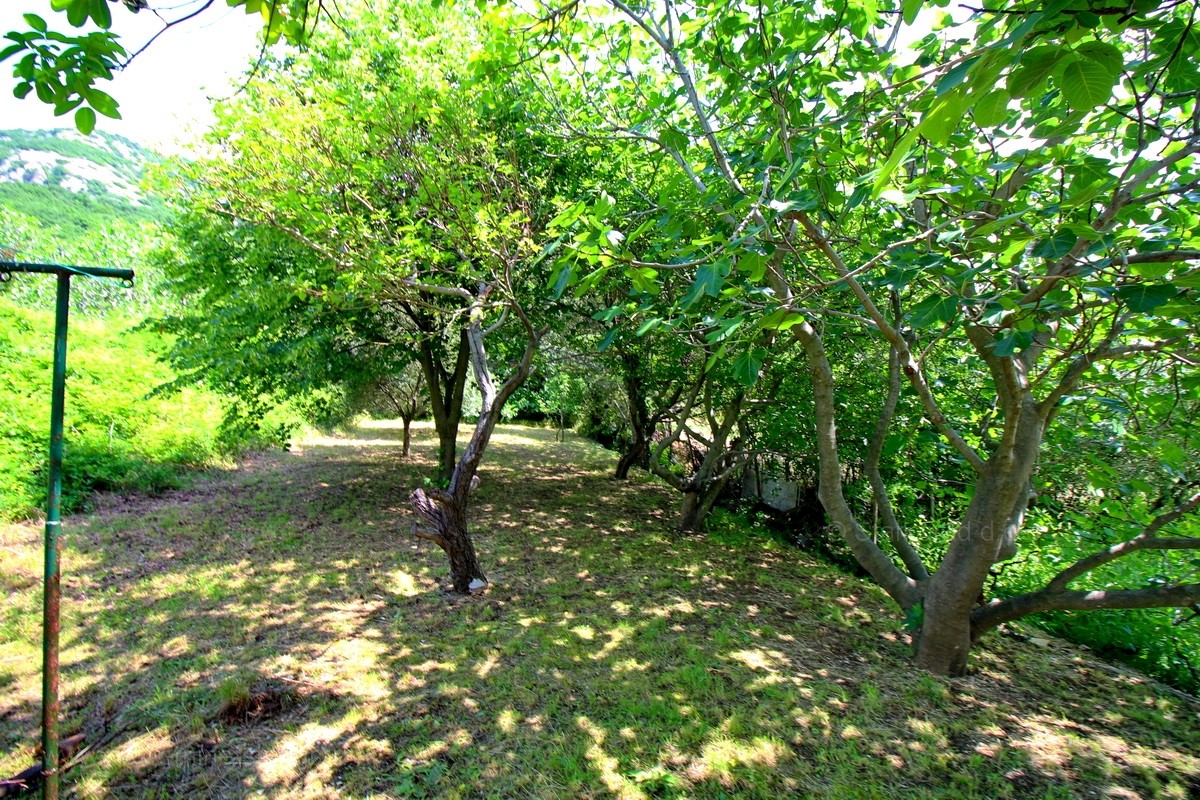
[216, 685, 298, 726]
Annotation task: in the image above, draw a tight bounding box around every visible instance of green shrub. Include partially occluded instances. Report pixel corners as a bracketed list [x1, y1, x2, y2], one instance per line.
[0, 298, 270, 519]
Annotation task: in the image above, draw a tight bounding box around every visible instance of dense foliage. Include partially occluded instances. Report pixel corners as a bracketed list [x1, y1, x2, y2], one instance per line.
[0, 298, 227, 518]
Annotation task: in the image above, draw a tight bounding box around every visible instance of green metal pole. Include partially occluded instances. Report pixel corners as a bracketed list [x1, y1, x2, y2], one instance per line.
[42, 272, 71, 800]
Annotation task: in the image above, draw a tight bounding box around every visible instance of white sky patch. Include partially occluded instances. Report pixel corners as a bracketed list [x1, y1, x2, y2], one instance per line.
[0, 2, 262, 155]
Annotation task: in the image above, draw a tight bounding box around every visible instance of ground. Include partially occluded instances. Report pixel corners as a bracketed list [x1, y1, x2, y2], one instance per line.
[2, 422, 1198, 799]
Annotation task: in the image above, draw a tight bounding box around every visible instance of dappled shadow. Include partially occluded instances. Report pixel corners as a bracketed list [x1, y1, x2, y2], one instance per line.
[2, 422, 1198, 798]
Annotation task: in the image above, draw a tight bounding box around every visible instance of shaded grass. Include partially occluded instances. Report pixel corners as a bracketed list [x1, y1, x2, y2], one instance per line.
[1, 422, 1197, 799]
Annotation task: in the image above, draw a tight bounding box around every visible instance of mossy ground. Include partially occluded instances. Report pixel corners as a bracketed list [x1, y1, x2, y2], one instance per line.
[2, 422, 1197, 798]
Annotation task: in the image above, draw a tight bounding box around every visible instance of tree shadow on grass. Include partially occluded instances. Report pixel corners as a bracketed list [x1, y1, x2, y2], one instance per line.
[2, 421, 1198, 798]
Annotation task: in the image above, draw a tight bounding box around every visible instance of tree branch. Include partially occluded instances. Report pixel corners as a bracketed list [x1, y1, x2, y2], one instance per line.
[1046, 489, 1200, 593]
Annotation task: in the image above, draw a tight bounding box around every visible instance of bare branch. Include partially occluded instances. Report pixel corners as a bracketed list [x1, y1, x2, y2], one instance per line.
[1046, 489, 1200, 593]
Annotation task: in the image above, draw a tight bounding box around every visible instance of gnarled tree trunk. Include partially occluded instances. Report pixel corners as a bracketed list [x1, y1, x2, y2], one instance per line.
[409, 311, 543, 593]
[410, 483, 486, 592]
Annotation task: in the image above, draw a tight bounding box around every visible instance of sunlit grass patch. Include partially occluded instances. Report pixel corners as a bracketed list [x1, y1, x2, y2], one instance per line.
[0, 422, 1197, 798]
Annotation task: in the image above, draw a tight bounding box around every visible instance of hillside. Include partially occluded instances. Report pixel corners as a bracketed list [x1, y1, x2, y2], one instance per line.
[0, 128, 169, 243]
[2, 424, 1197, 798]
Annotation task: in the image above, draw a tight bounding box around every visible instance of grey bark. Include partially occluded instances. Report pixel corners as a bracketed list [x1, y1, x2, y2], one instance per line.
[410, 312, 544, 593]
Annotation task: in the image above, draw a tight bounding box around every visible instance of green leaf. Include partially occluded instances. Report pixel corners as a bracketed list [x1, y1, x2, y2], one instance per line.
[1113, 283, 1179, 313]
[1058, 58, 1118, 111]
[907, 294, 959, 328]
[919, 91, 967, 144]
[23, 14, 48, 32]
[737, 251, 767, 281]
[1006, 46, 1063, 98]
[66, 0, 88, 26]
[1034, 230, 1078, 260]
[732, 347, 767, 386]
[774, 157, 805, 194]
[902, 0, 923, 25]
[90, 0, 112, 29]
[635, 318, 662, 336]
[74, 106, 96, 134]
[972, 89, 1011, 127]
[659, 128, 688, 153]
[768, 190, 819, 213]
[761, 311, 805, 331]
[872, 126, 919, 197]
[0, 42, 24, 63]
[1075, 40, 1123, 74]
[549, 265, 573, 299]
[85, 88, 120, 119]
[992, 329, 1033, 357]
[936, 56, 979, 96]
[547, 202, 585, 231]
[680, 261, 725, 309]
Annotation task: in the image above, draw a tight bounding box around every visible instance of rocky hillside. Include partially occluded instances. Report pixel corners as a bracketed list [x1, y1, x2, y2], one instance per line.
[0, 128, 169, 240]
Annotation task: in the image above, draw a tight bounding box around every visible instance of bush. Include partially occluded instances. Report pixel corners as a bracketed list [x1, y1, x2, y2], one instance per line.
[0, 298, 273, 520]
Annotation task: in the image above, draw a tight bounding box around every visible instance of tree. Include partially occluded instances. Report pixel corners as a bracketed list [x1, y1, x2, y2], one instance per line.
[509, 0, 1200, 673]
[348, 361, 427, 457]
[160, 1, 563, 592]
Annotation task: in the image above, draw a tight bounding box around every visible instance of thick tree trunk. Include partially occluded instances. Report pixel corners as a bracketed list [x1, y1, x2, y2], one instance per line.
[410, 486, 487, 593]
[614, 435, 648, 480]
[678, 479, 726, 533]
[916, 404, 1043, 675]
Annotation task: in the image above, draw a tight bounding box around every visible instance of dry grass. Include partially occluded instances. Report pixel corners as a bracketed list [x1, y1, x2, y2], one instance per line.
[1, 421, 1198, 799]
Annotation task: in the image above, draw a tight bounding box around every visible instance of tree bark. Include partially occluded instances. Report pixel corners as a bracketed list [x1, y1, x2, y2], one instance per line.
[415, 328, 471, 485]
[614, 435, 648, 479]
[410, 485, 487, 593]
[614, 354, 653, 479]
[792, 322, 922, 609]
[401, 416, 412, 458]
[915, 402, 1043, 675]
[970, 582, 1200, 642]
[408, 309, 544, 594]
[679, 477, 729, 533]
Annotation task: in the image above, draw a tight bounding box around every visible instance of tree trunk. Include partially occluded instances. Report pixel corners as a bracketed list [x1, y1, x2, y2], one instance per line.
[614, 435, 648, 479]
[415, 328, 471, 485]
[916, 405, 1043, 675]
[614, 357, 653, 479]
[409, 311, 544, 594]
[410, 486, 487, 593]
[401, 417, 412, 458]
[792, 322, 922, 609]
[678, 479, 725, 532]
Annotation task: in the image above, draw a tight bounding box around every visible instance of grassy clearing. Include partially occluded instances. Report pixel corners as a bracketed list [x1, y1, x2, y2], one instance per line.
[2, 422, 1197, 799]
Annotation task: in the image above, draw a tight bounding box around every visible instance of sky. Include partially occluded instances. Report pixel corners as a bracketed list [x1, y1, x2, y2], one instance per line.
[0, 2, 264, 154]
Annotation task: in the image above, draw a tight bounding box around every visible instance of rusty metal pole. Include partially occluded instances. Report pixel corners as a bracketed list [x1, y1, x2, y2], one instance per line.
[41, 271, 71, 800]
[0, 260, 134, 798]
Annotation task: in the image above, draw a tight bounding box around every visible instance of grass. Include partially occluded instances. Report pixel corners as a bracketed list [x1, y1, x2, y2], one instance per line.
[1, 422, 1198, 799]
